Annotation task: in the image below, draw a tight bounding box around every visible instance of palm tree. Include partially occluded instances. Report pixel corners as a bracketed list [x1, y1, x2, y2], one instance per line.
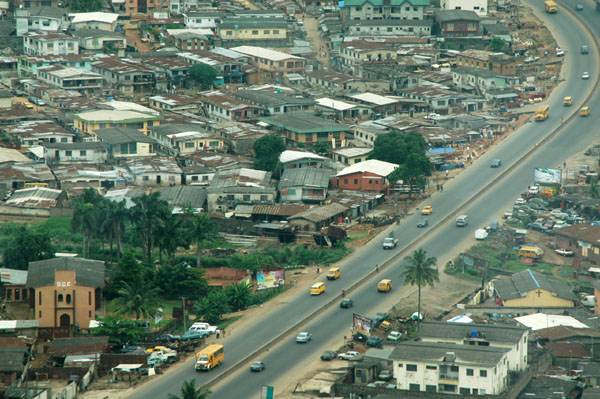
[168, 380, 211, 399]
[225, 282, 251, 311]
[71, 202, 98, 258]
[131, 193, 168, 264]
[113, 277, 160, 320]
[155, 210, 187, 265]
[189, 214, 216, 267]
[402, 248, 439, 327]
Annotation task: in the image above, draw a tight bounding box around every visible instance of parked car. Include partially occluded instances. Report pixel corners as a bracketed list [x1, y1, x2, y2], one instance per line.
[188, 322, 217, 334]
[340, 298, 354, 308]
[156, 334, 181, 343]
[550, 209, 569, 219]
[528, 186, 540, 195]
[250, 361, 265, 372]
[543, 219, 554, 229]
[417, 218, 429, 228]
[515, 197, 527, 205]
[338, 351, 360, 360]
[527, 222, 549, 232]
[490, 159, 502, 168]
[181, 331, 208, 341]
[320, 350, 337, 361]
[555, 248, 574, 256]
[378, 370, 393, 381]
[372, 312, 389, 326]
[387, 331, 402, 341]
[555, 48, 565, 57]
[296, 332, 312, 343]
[366, 335, 383, 347]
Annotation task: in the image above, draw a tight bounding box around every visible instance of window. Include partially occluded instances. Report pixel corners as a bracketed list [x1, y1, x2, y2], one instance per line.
[89, 310, 92, 317]
[344, 178, 348, 184]
[22, 289, 27, 300]
[264, 30, 270, 34]
[66, 150, 72, 156]
[66, 294, 72, 304]
[226, 31, 232, 36]
[191, 176, 199, 181]
[39, 310, 42, 318]
[353, 179, 358, 184]
[466, 368, 474, 376]
[39, 292, 42, 305]
[185, 142, 195, 148]
[252, 30, 259, 35]
[260, 195, 268, 201]
[426, 365, 437, 370]
[243, 195, 250, 201]
[426, 385, 436, 393]
[273, 30, 279, 34]
[460, 388, 471, 394]
[89, 291, 92, 305]
[61, 137, 68, 143]
[14, 289, 20, 300]
[409, 384, 419, 391]
[142, 176, 149, 181]
[407, 364, 417, 372]
[58, 294, 64, 302]
[80, 150, 86, 156]
[480, 370, 487, 377]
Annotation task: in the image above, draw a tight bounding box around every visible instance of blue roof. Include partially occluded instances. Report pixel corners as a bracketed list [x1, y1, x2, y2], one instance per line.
[428, 147, 454, 154]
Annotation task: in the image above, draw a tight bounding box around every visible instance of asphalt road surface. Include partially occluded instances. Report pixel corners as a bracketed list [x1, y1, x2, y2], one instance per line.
[129, 2, 599, 398]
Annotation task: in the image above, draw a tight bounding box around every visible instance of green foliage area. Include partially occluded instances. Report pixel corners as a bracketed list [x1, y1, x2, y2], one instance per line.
[489, 37, 506, 52]
[92, 315, 146, 345]
[167, 380, 212, 399]
[189, 63, 217, 89]
[64, 0, 102, 11]
[252, 134, 286, 176]
[3, 225, 55, 270]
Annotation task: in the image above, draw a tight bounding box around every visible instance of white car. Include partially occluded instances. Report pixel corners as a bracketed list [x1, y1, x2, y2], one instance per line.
[515, 197, 527, 205]
[550, 209, 569, 219]
[338, 351, 360, 360]
[528, 186, 540, 195]
[296, 332, 312, 343]
[556, 48, 564, 57]
[555, 248, 574, 256]
[583, 72, 590, 80]
[387, 331, 402, 341]
[189, 322, 217, 334]
[475, 229, 489, 240]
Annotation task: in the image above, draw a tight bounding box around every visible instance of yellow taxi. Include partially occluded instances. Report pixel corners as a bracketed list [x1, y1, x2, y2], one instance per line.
[310, 282, 326, 295]
[377, 279, 392, 292]
[326, 267, 340, 280]
[421, 205, 433, 215]
[563, 96, 572, 106]
[21, 101, 34, 109]
[580, 106, 590, 116]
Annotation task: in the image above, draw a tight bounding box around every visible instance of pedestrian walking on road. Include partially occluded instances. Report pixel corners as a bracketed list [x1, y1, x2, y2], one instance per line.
[376, 264, 379, 272]
[441, 185, 444, 192]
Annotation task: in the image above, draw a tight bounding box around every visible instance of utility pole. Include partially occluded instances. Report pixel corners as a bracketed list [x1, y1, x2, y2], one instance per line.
[182, 297, 186, 332]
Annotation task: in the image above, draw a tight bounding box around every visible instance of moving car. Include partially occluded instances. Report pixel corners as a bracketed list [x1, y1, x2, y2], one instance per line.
[340, 298, 354, 308]
[338, 351, 360, 360]
[490, 159, 502, 168]
[377, 279, 392, 292]
[555, 248, 574, 256]
[250, 361, 265, 372]
[421, 205, 433, 215]
[417, 218, 429, 228]
[366, 335, 383, 347]
[580, 106, 590, 116]
[576, 4, 583, 10]
[582, 45, 589, 54]
[563, 96, 573, 106]
[296, 332, 312, 343]
[387, 331, 402, 341]
[326, 267, 340, 280]
[582, 71, 590, 79]
[320, 351, 337, 361]
[310, 282, 325, 295]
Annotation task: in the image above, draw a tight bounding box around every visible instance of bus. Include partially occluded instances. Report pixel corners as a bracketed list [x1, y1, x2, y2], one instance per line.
[195, 344, 224, 371]
[544, 0, 557, 13]
[518, 246, 544, 259]
[534, 105, 550, 121]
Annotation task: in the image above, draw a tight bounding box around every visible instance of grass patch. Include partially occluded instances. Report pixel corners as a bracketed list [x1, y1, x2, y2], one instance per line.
[347, 231, 370, 241]
[219, 315, 242, 330]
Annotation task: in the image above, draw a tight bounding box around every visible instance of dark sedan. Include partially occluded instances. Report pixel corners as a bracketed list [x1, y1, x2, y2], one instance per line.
[417, 219, 429, 228]
[366, 335, 383, 347]
[340, 298, 354, 308]
[320, 350, 337, 361]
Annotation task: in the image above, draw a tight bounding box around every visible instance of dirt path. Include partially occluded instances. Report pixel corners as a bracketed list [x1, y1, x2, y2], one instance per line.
[302, 15, 330, 68]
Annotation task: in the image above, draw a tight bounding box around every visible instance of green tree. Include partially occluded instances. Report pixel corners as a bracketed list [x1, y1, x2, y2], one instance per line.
[168, 380, 211, 399]
[189, 214, 217, 267]
[104, 200, 129, 260]
[131, 193, 169, 265]
[313, 141, 331, 155]
[398, 152, 431, 198]
[3, 225, 55, 269]
[253, 134, 286, 174]
[102, 41, 117, 55]
[193, 290, 230, 325]
[155, 263, 208, 300]
[155, 210, 187, 265]
[402, 248, 439, 327]
[71, 188, 104, 257]
[113, 277, 161, 320]
[105, 252, 147, 298]
[92, 315, 146, 346]
[225, 282, 251, 311]
[489, 37, 506, 52]
[591, 179, 598, 198]
[189, 63, 217, 89]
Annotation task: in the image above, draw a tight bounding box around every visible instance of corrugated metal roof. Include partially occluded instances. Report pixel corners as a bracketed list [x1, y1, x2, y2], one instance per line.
[279, 168, 331, 188]
[26, 257, 105, 288]
[156, 186, 207, 209]
[288, 203, 347, 223]
[252, 204, 311, 216]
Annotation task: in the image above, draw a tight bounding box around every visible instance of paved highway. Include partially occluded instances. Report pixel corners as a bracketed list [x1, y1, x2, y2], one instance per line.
[129, 2, 599, 398]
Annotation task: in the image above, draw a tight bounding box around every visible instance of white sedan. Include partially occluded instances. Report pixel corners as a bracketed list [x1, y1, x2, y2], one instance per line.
[555, 248, 574, 256]
[338, 351, 361, 360]
[296, 332, 312, 343]
[583, 72, 590, 80]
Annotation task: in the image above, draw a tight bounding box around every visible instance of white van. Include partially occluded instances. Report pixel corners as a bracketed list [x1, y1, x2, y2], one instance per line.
[456, 215, 469, 227]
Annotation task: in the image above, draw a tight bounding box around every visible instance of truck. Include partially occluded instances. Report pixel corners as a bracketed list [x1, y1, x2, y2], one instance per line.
[382, 232, 398, 249]
[544, 0, 557, 13]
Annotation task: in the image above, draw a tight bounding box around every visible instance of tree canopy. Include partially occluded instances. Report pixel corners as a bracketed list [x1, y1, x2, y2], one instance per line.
[92, 315, 146, 346]
[253, 134, 286, 174]
[65, 0, 102, 11]
[189, 64, 217, 89]
[3, 225, 55, 270]
[402, 248, 439, 325]
[168, 380, 211, 399]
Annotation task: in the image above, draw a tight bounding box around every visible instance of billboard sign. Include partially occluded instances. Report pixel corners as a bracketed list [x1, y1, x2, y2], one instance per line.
[257, 270, 285, 290]
[534, 168, 562, 185]
[353, 313, 373, 335]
